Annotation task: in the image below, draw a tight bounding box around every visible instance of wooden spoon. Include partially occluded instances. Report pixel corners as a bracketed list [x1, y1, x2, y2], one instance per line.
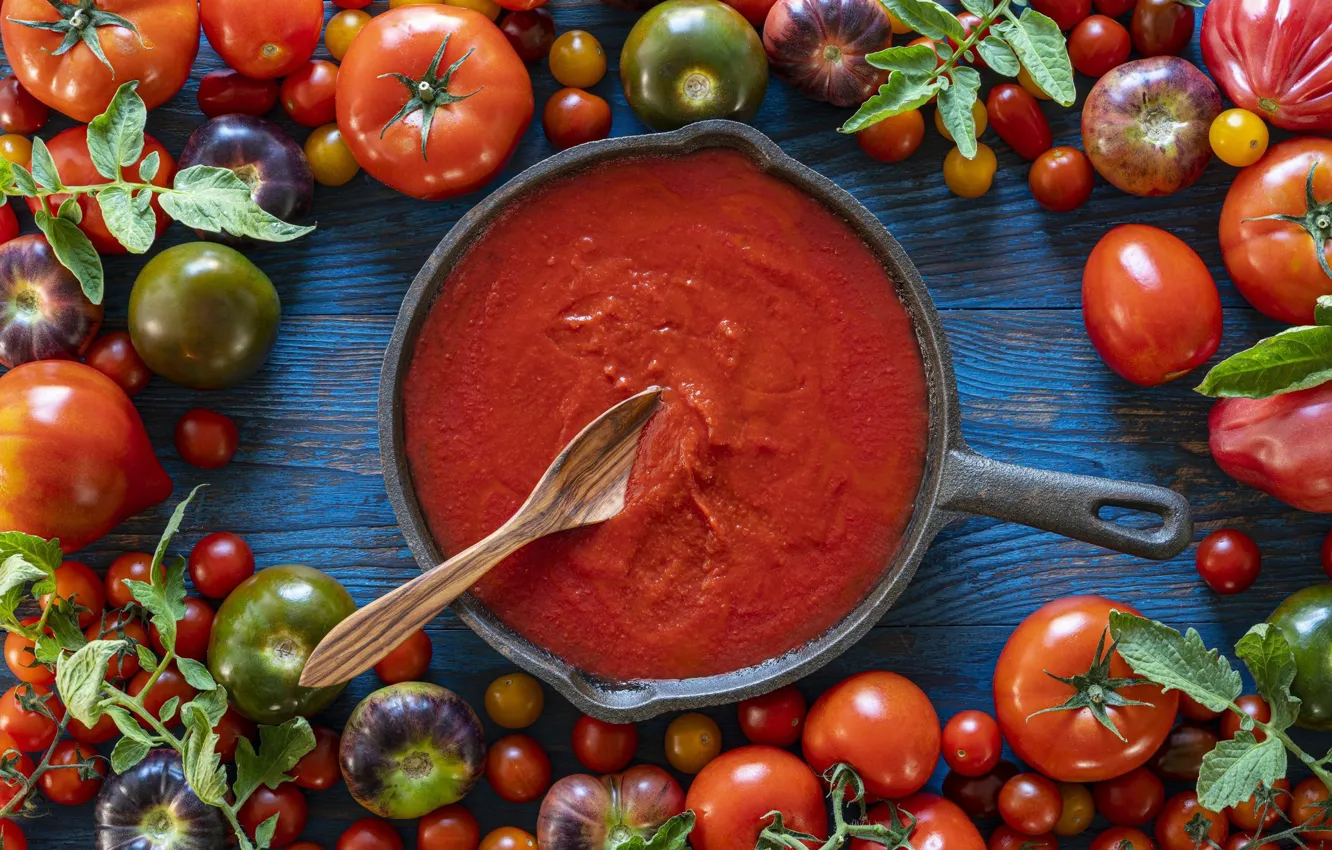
[299, 386, 665, 689]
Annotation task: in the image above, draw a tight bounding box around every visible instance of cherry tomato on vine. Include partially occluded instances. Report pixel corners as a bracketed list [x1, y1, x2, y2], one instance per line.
[0, 820, 26, 850]
[1030, 147, 1095, 212]
[197, 69, 280, 118]
[942, 710, 1002, 777]
[944, 144, 998, 198]
[1155, 793, 1227, 850]
[1221, 695, 1271, 742]
[282, 61, 340, 127]
[484, 671, 543, 728]
[239, 783, 308, 849]
[0, 684, 62, 752]
[292, 726, 341, 791]
[326, 10, 372, 62]
[39, 561, 105, 628]
[858, 111, 925, 163]
[0, 135, 31, 167]
[1210, 109, 1270, 169]
[419, 805, 480, 850]
[1130, 0, 1194, 57]
[935, 102, 988, 142]
[1195, 529, 1261, 594]
[543, 89, 612, 151]
[479, 828, 536, 850]
[737, 686, 806, 748]
[1091, 828, 1156, 850]
[189, 532, 256, 599]
[1031, 0, 1091, 30]
[572, 715, 638, 773]
[85, 611, 149, 681]
[1228, 779, 1290, 832]
[150, 596, 215, 662]
[4, 618, 51, 686]
[487, 734, 552, 803]
[68, 714, 118, 745]
[104, 553, 160, 610]
[1054, 784, 1094, 837]
[1000, 773, 1063, 836]
[500, 9, 556, 62]
[39, 740, 106, 806]
[989, 825, 1057, 850]
[339, 818, 404, 850]
[0, 77, 47, 134]
[1225, 834, 1277, 850]
[0, 732, 34, 811]
[1093, 767, 1164, 827]
[85, 332, 152, 397]
[549, 31, 606, 89]
[1068, 15, 1130, 78]
[987, 84, 1053, 161]
[1291, 778, 1330, 847]
[216, 706, 257, 763]
[306, 125, 361, 187]
[665, 713, 722, 774]
[852, 795, 983, 850]
[127, 665, 197, 728]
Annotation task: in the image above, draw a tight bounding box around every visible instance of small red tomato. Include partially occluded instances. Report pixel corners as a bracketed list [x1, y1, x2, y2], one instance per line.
[945, 761, 1019, 820]
[1130, 0, 1194, 57]
[373, 628, 432, 684]
[176, 408, 240, 470]
[738, 686, 807, 748]
[0, 77, 48, 134]
[281, 60, 339, 127]
[990, 825, 1058, 850]
[1323, 529, 1332, 580]
[150, 596, 214, 661]
[1156, 792, 1228, 850]
[1031, 0, 1091, 30]
[127, 665, 197, 728]
[216, 706, 257, 763]
[500, 9, 556, 62]
[84, 611, 150, 681]
[1179, 692, 1220, 722]
[987, 84, 1053, 161]
[857, 110, 926, 163]
[0, 731, 34, 811]
[189, 531, 256, 599]
[340, 818, 404, 850]
[951, 12, 990, 68]
[105, 552, 160, 609]
[239, 783, 308, 849]
[0, 203, 16, 247]
[1291, 778, 1330, 848]
[84, 332, 151, 396]
[39, 739, 106, 806]
[292, 726, 341, 791]
[496, 0, 547, 12]
[1228, 779, 1290, 832]
[1093, 767, 1165, 827]
[0, 819, 27, 850]
[1147, 723, 1216, 782]
[1000, 773, 1063, 836]
[1093, 0, 1134, 14]
[4, 618, 52, 686]
[942, 710, 1003, 777]
[1220, 695, 1271, 742]
[334, 0, 372, 7]
[1195, 529, 1261, 594]
[852, 795, 985, 850]
[572, 715, 638, 774]
[1225, 834, 1277, 850]
[68, 714, 119, 745]
[197, 69, 280, 118]
[419, 805, 480, 850]
[1068, 15, 1130, 78]
[487, 734, 552, 803]
[542, 89, 612, 151]
[0, 684, 63, 752]
[39, 561, 105, 628]
[1029, 147, 1095, 212]
[1091, 828, 1154, 850]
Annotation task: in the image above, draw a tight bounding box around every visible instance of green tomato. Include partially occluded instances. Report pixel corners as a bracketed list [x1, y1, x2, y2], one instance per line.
[208, 564, 356, 725]
[620, 0, 768, 131]
[128, 242, 280, 390]
[1269, 583, 1332, 731]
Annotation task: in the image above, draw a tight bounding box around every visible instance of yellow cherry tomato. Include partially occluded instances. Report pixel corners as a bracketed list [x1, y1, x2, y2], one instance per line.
[549, 30, 607, 89]
[484, 672, 544, 729]
[1210, 107, 1270, 168]
[447, 0, 501, 18]
[305, 124, 360, 186]
[1054, 783, 1095, 836]
[325, 9, 371, 61]
[390, 0, 444, 7]
[934, 100, 988, 141]
[943, 143, 997, 198]
[1018, 66, 1052, 101]
[0, 134, 32, 167]
[887, 11, 912, 34]
[664, 712, 722, 774]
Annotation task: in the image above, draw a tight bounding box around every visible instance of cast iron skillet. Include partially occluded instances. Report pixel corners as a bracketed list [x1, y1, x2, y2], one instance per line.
[379, 120, 1193, 722]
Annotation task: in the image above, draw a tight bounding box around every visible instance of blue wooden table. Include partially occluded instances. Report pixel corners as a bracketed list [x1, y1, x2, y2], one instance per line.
[5, 0, 1331, 845]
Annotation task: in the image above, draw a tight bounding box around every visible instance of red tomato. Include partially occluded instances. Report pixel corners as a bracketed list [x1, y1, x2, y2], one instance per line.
[127, 664, 197, 728]
[149, 596, 214, 662]
[1325, 529, 1332, 580]
[0, 733, 34, 811]
[1093, 767, 1165, 826]
[1195, 529, 1261, 594]
[1228, 779, 1290, 832]
[4, 617, 52, 686]
[686, 746, 827, 850]
[951, 12, 990, 68]
[0, 0, 199, 122]
[340, 818, 404, 850]
[499, 9, 556, 62]
[175, 408, 239, 470]
[1030, 147, 1095, 212]
[337, 6, 534, 201]
[68, 713, 118, 745]
[335, 0, 372, 7]
[1082, 224, 1221, 386]
[39, 561, 104, 629]
[1000, 773, 1063, 836]
[216, 706, 257, 763]
[1093, 0, 1134, 13]
[239, 783, 308, 849]
[1156, 792, 1228, 850]
[486, 734, 552, 803]
[0, 820, 27, 850]
[1219, 138, 1332, 325]
[1130, 0, 1194, 57]
[1091, 828, 1156, 850]
[104, 552, 159, 609]
[1292, 778, 1330, 849]
[25, 127, 175, 255]
[201, 0, 324, 79]
[0, 76, 47, 134]
[1031, 0, 1091, 30]
[990, 825, 1058, 850]
[1220, 694, 1271, 742]
[38, 739, 105, 806]
[944, 761, 1019, 820]
[0, 203, 16, 247]
[1179, 693, 1221, 722]
[0, 684, 63, 752]
[542, 88, 612, 151]
[857, 110, 925, 163]
[724, 0, 776, 26]
[189, 531, 256, 599]
[1225, 833, 1278, 850]
[84, 332, 151, 397]
[942, 710, 1002, 777]
[987, 84, 1053, 161]
[804, 671, 940, 800]
[419, 805, 480, 850]
[282, 61, 340, 127]
[1146, 723, 1215, 782]
[495, 0, 548, 11]
[994, 596, 1179, 783]
[84, 611, 149, 681]
[374, 629, 432, 684]
[1068, 15, 1130, 78]
[292, 725, 341, 791]
[853, 795, 986, 850]
[198, 69, 281, 118]
[571, 715, 638, 774]
[738, 686, 806, 748]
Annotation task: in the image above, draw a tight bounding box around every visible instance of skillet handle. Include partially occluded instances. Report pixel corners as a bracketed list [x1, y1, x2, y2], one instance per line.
[939, 447, 1193, 560]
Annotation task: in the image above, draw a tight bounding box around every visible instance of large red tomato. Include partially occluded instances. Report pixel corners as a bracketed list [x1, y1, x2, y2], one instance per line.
[0, 0, 199, 122]
[337, 6, 533, 201]
[1201, 0, 1332, 132]
[803, 671, 941, 800]
[25, 126, 175, 255]
[685, 746, 826, 850]
[852, 795, 986, 850]
[200, 0, 324, 79]
[1219, 138, 1332, 325]
[994, 596, 1178, 783]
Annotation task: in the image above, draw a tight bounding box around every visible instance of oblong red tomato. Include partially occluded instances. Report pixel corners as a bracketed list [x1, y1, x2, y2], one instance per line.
[686, 746, 826, 850]
[197, 69, 280, 118]
[200, 0, 324, 79]
[987, 84, 1053, 161]
[1210, 382, 1332, 513]
[1083, 224, 1222, 386]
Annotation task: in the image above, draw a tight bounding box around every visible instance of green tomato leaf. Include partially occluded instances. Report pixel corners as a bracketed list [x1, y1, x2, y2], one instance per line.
[158, 696, 180, 723]
[0, 532, 61, 579]
[96, 186, 157, 254]
[176, 657, 217, 692]
[138, 151, 161, 184]
[33, 209, 105, 305]
[160, 166, 314, 243]
[110, 736, 152, 774]
[960, 0, 994, 13]
[135, 643, 159, 671]
[841, 73, 944, 134]
[0, 158, 14, 195]
[644, 812, 696, 850]
[1195, 325, 1332, 399]
[1315, 295, 1332, 326]
[255, 814, 281, 850]
[939, 66, 982, 159]
[1235, 624, 1301, 731]
[976, 37, 1020, 76]
[1198, 733, 1287, 812]
[1173, 0, 1204, 6]
[55, 639, 126, 726]
[125, 487, 204, 654]
[865, 44, 942, 77]
[106, 706, 156, 746]
[28, 137, 64, 191]
[1108, 612, 1243, 713]
[86, 81, 147, 180]
[0, 554, 50, 625]
[9, 164, 37, 197]
[45, 599, 88, 651]
[996, 10, 1075, 106]
[182, 704, 227, 806]
[881, 0, 965, 41]
[56, 196, 82, 225]
[233, 718, 316, 806]
[182, 684, 228, 728]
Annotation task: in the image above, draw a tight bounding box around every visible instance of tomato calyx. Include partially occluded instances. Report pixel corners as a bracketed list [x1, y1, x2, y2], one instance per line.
[8, 0, 144, 75]
[1243, 162, 1332, 282]
[758, 763, 914, 850]
[1025, 629, 1154, 744]
[379, 33, 482, 161]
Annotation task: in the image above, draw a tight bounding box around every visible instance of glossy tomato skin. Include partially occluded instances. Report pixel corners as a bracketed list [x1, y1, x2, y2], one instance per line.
[803, 671, 941, 800]
[1219, 138, 1332, 325]
[127, 665, 196, 727]
[105, 552, 158, 609]
[1130, 0, 1194, 57]
[857, 110, 925, 163]
[1268, 584, 1332, 730]
[987, 84, 1053, 161]
[198, 69, 280, 118]
[990, 825, 1057, 850]
[1030, 147, 1095, 212]
[175, 409, 239, 470]
[738, 686, 806, 748]
[1292, 778, 1330, 848]
[40, 739, 106, 805]
[293, 726, 342, 791]
[93, 750, 232, 849]
[40, 561, 105, 628]
[994, 596, 1178, 783]
[0, 684, 62, 752]
[487, 734, 552, 803]
[762, 0, 891, 108]
[1156, 792, 1228, 850]
[542, 89, 613, 151]
[150, 596, 214, 661]
[215, 706, 257, 763]
[0, 234, 102, 369]
[1093, 767, 1165, 826]
[686, 746, 827, 850]
[201, 0, 323, 79]
[1031, 0, 1091, 30]
[0, 76, 47, 134]
[941, 710, 1002, 777]
[282, 61, 340, 127]
[1195, 529, 1261, 594]
[419, 804, 479, 850]
[538, 765, 685, 850]
[1210, 383, 1332, 513]
[0, 203, 16, 246]
[1069, 15, 1130, 78]
[484, 671, 543, 729]
[1083, 224, 1222, 386]
[4, 618, 51, 686]
[0, 730, 34, 810]
[1091, 828, 1155, 850]
[1220, 694, 1271, 742]
[340, 818, 404, 850]
[500, 9, 556, 62]
[85, 332, 151, 397]
[239, 783, 308, 849]
[999, 774, 1062, 835]
[944, 761, 1019, 820]
[853, 795, 986, 850]
[572, 715, 638, 773]
[189, 531, 256, 599]
[1, 0, 199, 122]
[1147, 723, 1216, 782]
[664, 713, 722, 774]
[85, 611, 149, 681]
[338, 6, 533, 201]
[1228, 779, 1289, 831]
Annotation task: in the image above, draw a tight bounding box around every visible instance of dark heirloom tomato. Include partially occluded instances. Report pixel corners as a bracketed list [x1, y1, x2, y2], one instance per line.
[198, 69, 280, 118]
[542, 90, 613, 151]
[1210, 383, 1332, 513]
[987, 84, 1053, 161]
[621, 0, 768, 131]
[853, 795, 986, 850]
[1269, 585, 1332, 730]
[209, 565, 356, 724]
[201, 0, 323, 79]
[0, 235, 102, 368]
[944, 761, 1019, 820]
[1130, 0, 1194, 57]
[538, 765, 685, 850]
[500, 9, 556, 62]
[341, 682, 487, 819]
[1, 0, 199, 122]
[0, 76, 47, 134]
[1202, 0, 1332, 132]
[762, 0, 892, 108]
[26, 127, 175, 255]
[1147, 723, 1216, 781]
[686, 747, 827, 850]
[93, 750, 232, 850]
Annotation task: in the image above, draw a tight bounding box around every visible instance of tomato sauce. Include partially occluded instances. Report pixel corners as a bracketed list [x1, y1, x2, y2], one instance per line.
[402, 149, 928, 679]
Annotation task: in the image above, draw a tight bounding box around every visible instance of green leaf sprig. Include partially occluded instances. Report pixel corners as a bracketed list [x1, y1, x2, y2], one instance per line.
[759, 763, 916, 850]
[1196, 295, 1332, 399]
[0, 82, 315, 305]
[843, 0, 1076, 159]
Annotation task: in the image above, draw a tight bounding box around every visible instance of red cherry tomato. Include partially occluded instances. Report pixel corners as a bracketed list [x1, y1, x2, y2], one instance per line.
[944, 761, 1019, 820]
[340, 817, 405, 850]
[105, 553, 160, 609]
[0, 820, 27, 850]
[197, 69, 280, 117]
[1220, 695, 1271, 742]
[487, 734, 552, 803]
[293, 726, 342, 791]
[942, 710, 1003, 777]
[216, 706, 257, 763]
[1031, 0, 1091, 30]
[987, 84, 1053, 161]
[68, 713, 119, 745]
[1228, 779, 1290, 832]
[1093, 0, 1134, 14]
[0, 684, 63, 752]
[239, 783, 308, 849]
[1029, 147, 1095, 213]
[419, 805, 480, 850]
[84, 332, 151, 397]
[175, 408, 240, 470]
[189, 532, 256, 599]
[852, 794, 986, 850]
[951, 12, 990, 68]
[1195, 529, 1261, 594]
[4, 618, 52, 686]
[1091, 828, 1155, 850]
[38, 739, 106, 806]
[149, 596, 214, 662]
[571, 715, 638, 774]
[990, 825, 1058, 850]
[1131, 0, 1195, 57]
[857, 110, 925, 163]
[1093, 767, 1165, 827]
[738, 686, 806, 748]
[281, 60, 339, 127]
[1292, 778, 1330, 848]
[1155, 792, 1228, 850]
[127, 664, 197, 728]
[0, 733, 34, 811]
[84, 611, 150, 681]
[39, 561, 105, 628]
[1068, 15, 1131, 78]
[373, 628, 432, 684]
[0, 203, 16, 247]
[1000, 773, 1063, 836]
[500, 9, 556, 62]
[542, 88, 612, 151]
[0, 76, 47, 134]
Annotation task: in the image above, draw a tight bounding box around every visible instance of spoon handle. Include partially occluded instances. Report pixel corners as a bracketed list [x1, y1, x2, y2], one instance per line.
[299, 521, 535, 688]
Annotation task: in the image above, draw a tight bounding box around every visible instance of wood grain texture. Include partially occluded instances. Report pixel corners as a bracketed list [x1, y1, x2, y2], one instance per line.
[3, 0, 1330, 846]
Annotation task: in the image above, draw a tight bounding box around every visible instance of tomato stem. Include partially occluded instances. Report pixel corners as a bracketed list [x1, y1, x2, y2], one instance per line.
[7, 0, 143, 75]
[1025, 629, 1154, 744]
[376, 32, 482, 161]
[1242, 162, 1332, 282]
[0, 711, 71, 821]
